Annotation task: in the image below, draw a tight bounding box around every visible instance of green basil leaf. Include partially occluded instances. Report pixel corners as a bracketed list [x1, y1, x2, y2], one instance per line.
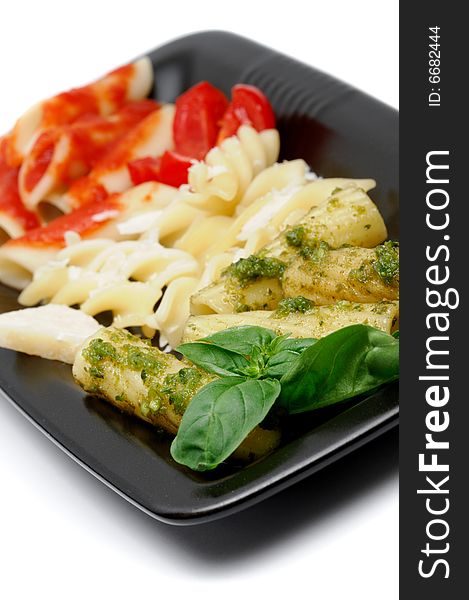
[278, 325, 399, 413]
[200, 325, 277, 355]
[392, 330, 400, 339]
[170, 377, 281, 471]
[263, 337, 317, 378]
[264, 350, 305, 379]
[273, 337, 317, 354]
[177, 342, 249, 377]
[365, 328, 400, 379]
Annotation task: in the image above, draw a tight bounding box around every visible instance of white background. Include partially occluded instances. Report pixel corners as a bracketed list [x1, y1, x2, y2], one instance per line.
[0, 1, 399, 599]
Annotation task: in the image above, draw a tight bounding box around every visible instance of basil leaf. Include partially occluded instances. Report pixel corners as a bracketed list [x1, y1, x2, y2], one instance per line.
[264, 338, 317, 378]
[264, 350, 305, 379]
[171, 377, 281, 471]
[278, 325, 399, 413]
[392, 330, 400, 339]
[200, 325, 277, 355]
[177, 342, 249, 377]
[273, 337, 317, 354]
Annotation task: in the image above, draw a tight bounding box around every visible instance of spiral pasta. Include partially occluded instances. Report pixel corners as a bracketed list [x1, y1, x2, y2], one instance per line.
[20, 239, 200, 333]
[180, 125, 280, 215]
[110, 126, 282, 248]
[146, 276, 200, 347]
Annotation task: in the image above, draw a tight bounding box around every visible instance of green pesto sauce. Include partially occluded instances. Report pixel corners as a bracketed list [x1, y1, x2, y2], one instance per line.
[275, 296, 315, 317]
[300, 240, 330, 263]
[140, 394, 162, 417]
[327, 197, 342, 211]
[121, 344, 164, 374]
[84, 337, 164, 377]
[370, 301, 394, 315]
[83, 339, 117, 365]
[82, 330, 212, 419]
[162, 368, 204, 415]
[89, 365, 104, 379]
[285, 225, 330, 263]
[285, 225, 307, 247]
[349, 261, 373, 285]
[352, 204, 366, 216]
[374, 241, 399, 285]
[234, 303, 251, 313]
[83, 332, 165, 389]
[349, 242, 399, 287]
[225, 255, 286, 285]
[332, 300, 364, 312]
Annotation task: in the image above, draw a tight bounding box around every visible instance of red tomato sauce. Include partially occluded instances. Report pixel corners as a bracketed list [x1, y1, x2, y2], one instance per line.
[93, 107, 163, 173]
[23, 130, 58, 192]
[64, 178, 109, 208]
[102, 63, 136, 109]
[65, 107, 163, 207]
[41, 63, 138, 129]
[23, 100, 159, 193]
[0, 139, 41, 231]
[8, 194, 123, 247]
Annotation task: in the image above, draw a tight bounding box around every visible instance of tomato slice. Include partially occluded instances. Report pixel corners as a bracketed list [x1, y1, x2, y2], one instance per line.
[127, 156, 160, 185]
[157, 151, 192, 187]
[128, 151, 192, 188]
[173, 82, 229, 160]
[218, 84, 276, 142]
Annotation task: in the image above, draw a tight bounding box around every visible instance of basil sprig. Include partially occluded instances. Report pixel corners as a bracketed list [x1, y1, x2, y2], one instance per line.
[171, 324, 399, 471]
[178, 325, 313, 380]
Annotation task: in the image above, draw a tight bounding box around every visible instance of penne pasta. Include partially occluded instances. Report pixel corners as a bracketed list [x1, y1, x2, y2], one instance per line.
[264, 184, 387, 261]
[18, 100, 159, 212]
[206, 176, 377, 258]
[73, 327, 280, 459]
[54, 104, 176, 212]
[191, 185, 388, 315]
[183, 300, 400, 342]
[4, 57, 154, 166]
[282, 243, 399, 304]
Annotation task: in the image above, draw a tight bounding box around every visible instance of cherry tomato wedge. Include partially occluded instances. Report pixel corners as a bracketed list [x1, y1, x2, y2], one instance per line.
[157, 151, 193, 187]
[127, 156, 160, 185]
[173, 82, 229, 160]
[128, 151, 193, 188]
[218, 84, 276, 142]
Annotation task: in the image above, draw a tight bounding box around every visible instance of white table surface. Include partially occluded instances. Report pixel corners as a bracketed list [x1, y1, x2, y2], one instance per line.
[0, 2, 398, 598]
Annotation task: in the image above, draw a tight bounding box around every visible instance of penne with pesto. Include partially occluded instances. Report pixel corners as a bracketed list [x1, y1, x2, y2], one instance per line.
[191, 185, 388, 315]
[282, 242, 399, 305]
[72, 327, 281, 461]
[182, 299, 399, 342]
[263, 184, 387, 261]
[193, 241, 399, 315]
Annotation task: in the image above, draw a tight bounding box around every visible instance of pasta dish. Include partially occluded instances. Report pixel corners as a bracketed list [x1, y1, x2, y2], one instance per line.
[0, 57, 399, 471]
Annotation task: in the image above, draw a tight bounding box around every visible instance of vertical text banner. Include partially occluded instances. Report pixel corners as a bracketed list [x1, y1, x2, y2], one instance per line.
[400, 1, 467, 596]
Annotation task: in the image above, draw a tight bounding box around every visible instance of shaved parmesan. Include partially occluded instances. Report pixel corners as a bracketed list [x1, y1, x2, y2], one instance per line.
[0, 305, 100, 364]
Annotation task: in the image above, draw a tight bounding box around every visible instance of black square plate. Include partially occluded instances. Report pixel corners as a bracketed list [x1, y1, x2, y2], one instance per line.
[0, 31, 398, 525]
